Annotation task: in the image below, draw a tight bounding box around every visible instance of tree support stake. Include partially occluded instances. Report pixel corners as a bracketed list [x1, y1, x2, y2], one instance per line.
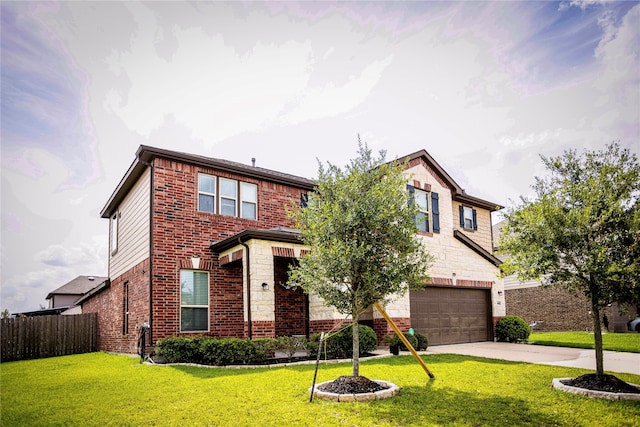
[374, 302, 435, 379]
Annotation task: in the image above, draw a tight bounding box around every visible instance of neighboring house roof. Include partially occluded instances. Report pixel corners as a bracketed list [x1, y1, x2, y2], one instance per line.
[12, 307, 71, 317]
[46, 275, 108, 301]
[101, 145, 316, 218]
[397, 150, 504, 211]
[74, 279, 111, 306]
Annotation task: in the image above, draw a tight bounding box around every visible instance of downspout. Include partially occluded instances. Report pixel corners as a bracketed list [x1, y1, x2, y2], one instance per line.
[239, 237, 252, 339]
[141, 160, 154, 345]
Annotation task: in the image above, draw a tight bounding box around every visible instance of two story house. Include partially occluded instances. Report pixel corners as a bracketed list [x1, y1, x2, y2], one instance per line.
[79, 145, 504, 354]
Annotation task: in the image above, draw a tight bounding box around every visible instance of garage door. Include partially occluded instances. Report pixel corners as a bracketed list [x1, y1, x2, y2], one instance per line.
[410, 287, 492, 345]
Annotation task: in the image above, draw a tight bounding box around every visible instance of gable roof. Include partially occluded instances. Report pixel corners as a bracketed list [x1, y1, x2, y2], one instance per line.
[102, 146, 503, 218]
[210, 227, 302, 254]
[101, 145, 316, 218]
[46, 275, 108, 300]
[397, 149, 504, 211]
[454, 230, 502, 267]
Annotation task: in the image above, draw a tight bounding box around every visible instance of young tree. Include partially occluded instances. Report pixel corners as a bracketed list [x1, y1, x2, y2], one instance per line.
[288, 140, 432, 377]
[499, 143, 640, 376]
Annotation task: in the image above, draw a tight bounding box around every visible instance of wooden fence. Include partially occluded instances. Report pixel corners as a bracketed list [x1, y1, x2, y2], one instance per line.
[1, 313, 98, 362]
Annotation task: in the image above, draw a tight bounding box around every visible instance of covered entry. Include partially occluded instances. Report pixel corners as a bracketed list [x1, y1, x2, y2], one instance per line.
[410, 286, 492, 345]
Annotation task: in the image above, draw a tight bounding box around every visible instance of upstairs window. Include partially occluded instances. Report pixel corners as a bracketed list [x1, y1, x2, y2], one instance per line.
[111, 212, 119, 255]
[198, 173, 258, 220]
[460, 205, 478, 231]
[198, 174, 216, 213]
[414, 189, 429, 232]
[180, 270, 209, 332]
[407, 185, 440, 234]
[220, 178, 237, 216]
[240, 182, 257, 220]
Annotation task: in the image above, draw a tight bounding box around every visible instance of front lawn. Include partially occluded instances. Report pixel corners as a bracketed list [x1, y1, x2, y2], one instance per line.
[2, 352, 639, 426]
[529, 331, 640, 353]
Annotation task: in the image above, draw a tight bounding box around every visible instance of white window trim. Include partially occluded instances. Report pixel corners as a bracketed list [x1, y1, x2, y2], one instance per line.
[111, 212, 119, 255]
[463, 206, 474, 229]
[415, 189, 431, 233]
[198, 174, 216, 213]
[240, 182, 258, 220]
[180, 270, 210, 333]
[219, 177, 238, 216]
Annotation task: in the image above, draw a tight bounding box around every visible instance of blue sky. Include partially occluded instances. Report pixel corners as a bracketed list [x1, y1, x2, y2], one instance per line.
[1, 1, 638, 314]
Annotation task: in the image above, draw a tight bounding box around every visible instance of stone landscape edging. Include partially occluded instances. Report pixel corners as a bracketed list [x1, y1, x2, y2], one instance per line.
[552, 378, 640, 401]
[309, 379, 400, 402]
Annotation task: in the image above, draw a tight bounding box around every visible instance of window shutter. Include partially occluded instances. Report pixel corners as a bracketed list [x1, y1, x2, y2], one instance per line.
[431, 192, 440, 233]
[407, 185, 415, 207]
[472, 208, 478, 231]
[459, 205, 464, 228]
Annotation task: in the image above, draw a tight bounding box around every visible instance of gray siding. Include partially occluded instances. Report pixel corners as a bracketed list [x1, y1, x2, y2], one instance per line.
[110, 168, 150, 279]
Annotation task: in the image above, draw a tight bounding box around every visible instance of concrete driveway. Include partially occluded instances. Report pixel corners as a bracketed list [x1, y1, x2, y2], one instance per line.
[426, 341, 640, 375]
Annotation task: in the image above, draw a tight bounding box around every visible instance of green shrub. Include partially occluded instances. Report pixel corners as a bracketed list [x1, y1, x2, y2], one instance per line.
[398, 333, 418, 351]
[414, 333, 428, 351]
[308, 324, 377, 359]
[155, 336, 278, 365]
[496, 315, 531, 342]
[276, 336, 306, 359]
[155, 336, 201, 363]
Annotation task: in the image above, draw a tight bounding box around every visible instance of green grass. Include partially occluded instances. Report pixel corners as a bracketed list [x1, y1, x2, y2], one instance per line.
[2, 352, 639, 426]
[529, 331, 640, 353]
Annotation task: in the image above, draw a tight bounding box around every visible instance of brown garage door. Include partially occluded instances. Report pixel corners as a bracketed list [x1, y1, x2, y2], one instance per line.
[410, 287, 492, 345]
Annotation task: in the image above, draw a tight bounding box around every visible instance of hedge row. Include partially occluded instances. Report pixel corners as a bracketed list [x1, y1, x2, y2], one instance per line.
[155, 336, 277, 365]
[307, 324, 378, 359]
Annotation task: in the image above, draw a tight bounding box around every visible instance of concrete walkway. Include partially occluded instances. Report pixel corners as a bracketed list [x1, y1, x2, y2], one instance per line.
[424, 342, 640, 375]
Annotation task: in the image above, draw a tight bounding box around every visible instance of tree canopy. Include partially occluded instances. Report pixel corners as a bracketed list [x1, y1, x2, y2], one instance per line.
[288, 140, 432, 376]
[499, 142, 639, 375]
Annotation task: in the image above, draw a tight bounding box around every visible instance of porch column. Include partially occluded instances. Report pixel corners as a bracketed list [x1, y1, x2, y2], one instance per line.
[246, 240, 275, 337]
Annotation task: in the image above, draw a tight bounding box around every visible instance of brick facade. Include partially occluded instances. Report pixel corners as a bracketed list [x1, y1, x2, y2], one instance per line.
[274, 257, 308, 336]
[506, 286, 636, 332]
[91, 146, 504, 353]
[371, 317, 411, 341]
[150, 158, 307, 343]
[506, 286, 592, 331]
[83, 259, 149, 354]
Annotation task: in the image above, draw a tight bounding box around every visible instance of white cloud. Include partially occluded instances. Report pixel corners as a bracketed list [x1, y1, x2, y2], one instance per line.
[559, 0, 616, 12]
[593, 4, 639, 114]
[103, 3, 315, 144]
[278, 55, 393, 125]
[2, 268, 74, 312]
[36, 242, 104, 268]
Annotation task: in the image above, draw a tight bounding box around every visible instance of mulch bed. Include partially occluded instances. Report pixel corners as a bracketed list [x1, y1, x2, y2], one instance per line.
[561, 374, 640, 394]
[317, 376, 389, 394]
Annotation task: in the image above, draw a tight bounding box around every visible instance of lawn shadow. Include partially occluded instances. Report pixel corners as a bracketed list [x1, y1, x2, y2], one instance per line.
[366, 353, 529, 368]
[159, 354, 526, 381]
[165, 361, 318, 380]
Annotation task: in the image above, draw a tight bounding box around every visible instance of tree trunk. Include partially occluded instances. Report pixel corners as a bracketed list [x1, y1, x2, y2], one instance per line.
[352, 314, 360, 377]
[590, 301, 604, 376]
